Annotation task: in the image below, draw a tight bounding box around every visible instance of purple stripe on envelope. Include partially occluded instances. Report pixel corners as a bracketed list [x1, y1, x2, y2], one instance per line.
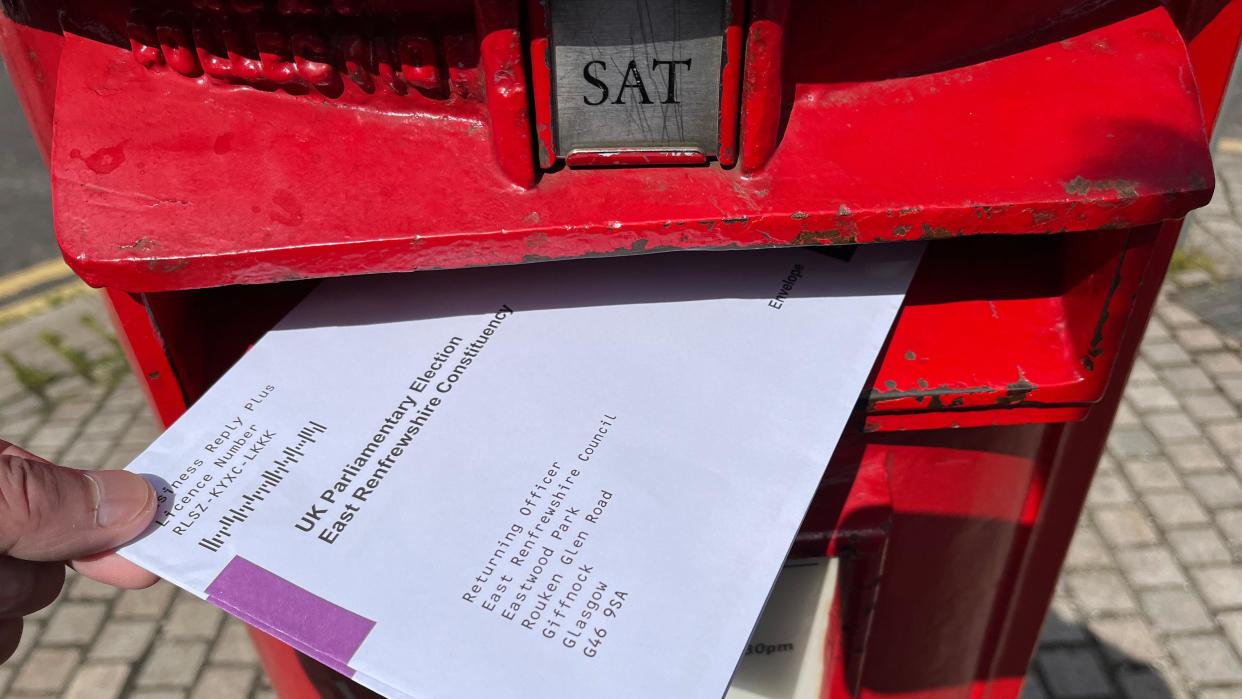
[206, 556, 374, 677]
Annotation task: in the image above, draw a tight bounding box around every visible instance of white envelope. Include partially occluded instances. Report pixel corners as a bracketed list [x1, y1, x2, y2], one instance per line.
[120, 244, 922, 699]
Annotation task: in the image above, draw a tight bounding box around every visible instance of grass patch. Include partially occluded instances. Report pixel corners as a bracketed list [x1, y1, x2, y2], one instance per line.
[1170, 248, 1219, 280]
[40, 331, 98, 384]
[1, 352, 61, 403]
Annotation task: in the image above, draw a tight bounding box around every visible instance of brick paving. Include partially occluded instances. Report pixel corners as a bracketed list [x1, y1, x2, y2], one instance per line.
[0, 147, 1238, 699]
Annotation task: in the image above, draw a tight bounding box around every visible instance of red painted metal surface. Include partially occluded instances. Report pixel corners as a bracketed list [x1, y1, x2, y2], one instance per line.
[41, 4, 1208, 294]
[739, 0, 788, 173]
[866, 227, 1159, 429]
[100, 288, 188, 427]
[715, 0, 744, 167]
[475, 0, 535, 188]
[3, 2, 1239, 699]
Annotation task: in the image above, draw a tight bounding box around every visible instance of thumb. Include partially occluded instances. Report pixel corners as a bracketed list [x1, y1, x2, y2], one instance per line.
[0, 442, 156, 562]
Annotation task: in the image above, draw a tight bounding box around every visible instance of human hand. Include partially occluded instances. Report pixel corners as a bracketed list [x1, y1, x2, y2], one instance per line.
[0, 438, 158, 663]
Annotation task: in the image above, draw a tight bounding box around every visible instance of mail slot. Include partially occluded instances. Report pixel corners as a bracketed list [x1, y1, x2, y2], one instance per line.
[2, 0, 1240, 697]
[540, 0, 735, 164]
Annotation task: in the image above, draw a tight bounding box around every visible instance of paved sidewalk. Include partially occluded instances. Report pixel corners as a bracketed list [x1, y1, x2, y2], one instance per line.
[1018, 155, 1242, 699]
[0, 183, 1238, 699]
[0, 293, 272, 699]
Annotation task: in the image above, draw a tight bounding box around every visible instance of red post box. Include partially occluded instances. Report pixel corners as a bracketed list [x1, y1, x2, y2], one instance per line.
[2, 1, 1240, 697]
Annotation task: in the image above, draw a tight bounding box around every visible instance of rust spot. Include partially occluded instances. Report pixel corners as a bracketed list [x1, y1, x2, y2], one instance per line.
[722, 216, 748, 224]
[147, 371, 160, 379]
[866, 384, 992, 411]
[1064, 176, 1139, 200]
[791, 211, 809, 220]
[148, 259, 189, 273]
[997, 376, 1036, 405]
[883, 380, 897, 390]
[893, 225, 912, 238]
[798, 226, 858, 246]
[920, 223, 959, 239]
[837, 205, 852, 217]
[916, 378, 929, 389]
[927, 395, 965, 409]
[904, 351, 916, 361]
[1029, 209, 1058, 225]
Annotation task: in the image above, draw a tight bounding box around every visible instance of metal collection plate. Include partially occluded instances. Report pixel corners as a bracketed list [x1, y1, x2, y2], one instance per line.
[548, 0, 726, 158]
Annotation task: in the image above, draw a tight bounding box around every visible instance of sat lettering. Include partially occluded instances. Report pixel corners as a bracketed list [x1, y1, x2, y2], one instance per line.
[582, 59, 692, 106]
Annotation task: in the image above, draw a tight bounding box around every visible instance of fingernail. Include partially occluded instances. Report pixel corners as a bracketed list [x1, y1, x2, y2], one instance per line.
[85, 471, 154, 528]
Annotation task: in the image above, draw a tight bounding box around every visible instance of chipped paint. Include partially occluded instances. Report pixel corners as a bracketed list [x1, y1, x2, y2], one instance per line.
[1064, 176, 1139, 199]
[867, 384, 992, 411]
[920, 223, 960, 239]
[1028, 208, 1058, 224]
[792, 229, 857, 246]
[997, 375, 1037, 405]
[1082, 235, 1130, 371]
[118, 238, 154, 251]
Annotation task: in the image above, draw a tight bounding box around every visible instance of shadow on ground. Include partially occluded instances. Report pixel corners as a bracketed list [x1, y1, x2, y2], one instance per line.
[1030, 609, 1174, 699]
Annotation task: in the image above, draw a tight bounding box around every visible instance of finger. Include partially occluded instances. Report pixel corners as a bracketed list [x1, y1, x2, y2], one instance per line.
[72, 552, 159, 589]
[0, 618, 21, 663]
[0, 557, 62, 617]
[0, 441, 157, 561]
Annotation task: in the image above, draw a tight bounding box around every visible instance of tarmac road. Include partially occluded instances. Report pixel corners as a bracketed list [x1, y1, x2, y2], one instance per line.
[0, 60, 59, 278]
